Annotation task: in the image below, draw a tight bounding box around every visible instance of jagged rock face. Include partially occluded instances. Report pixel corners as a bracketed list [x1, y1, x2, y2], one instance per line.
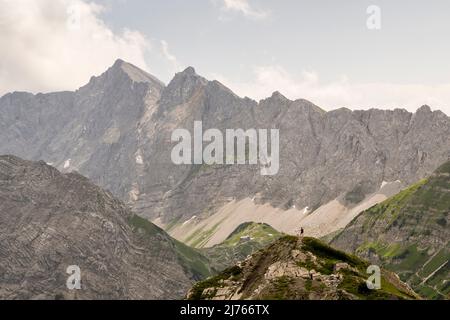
[0, 59, 164, 202]
[1, 60, 450, 225]
[0, 155, 203, 299]
[187, 236, 419, 300]
[331, 161, 450, 299]
[139, 69, 450, 224]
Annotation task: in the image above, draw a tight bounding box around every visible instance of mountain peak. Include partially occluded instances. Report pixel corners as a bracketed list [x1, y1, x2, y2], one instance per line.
[259, 91, 290, 105]
[417, 105, 432, 114]
[160, 66, 208, 107]
[80, 58, 165, 93]
[170, 66, 207, 84]
[188, 236, 419, 300]
[112, 58, 126, 68]
[120, 60, 164, 85]
[180, 66, 197, 75]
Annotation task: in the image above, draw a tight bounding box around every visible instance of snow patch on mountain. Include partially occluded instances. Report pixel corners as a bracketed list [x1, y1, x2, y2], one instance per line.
[63, 159, 71, 169]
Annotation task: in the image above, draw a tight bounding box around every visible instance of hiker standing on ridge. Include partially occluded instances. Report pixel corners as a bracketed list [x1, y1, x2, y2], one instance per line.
[300, 227, 304, 236]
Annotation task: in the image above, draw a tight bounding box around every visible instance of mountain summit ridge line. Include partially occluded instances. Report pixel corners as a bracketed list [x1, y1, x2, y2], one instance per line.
[1, 59, 450, 232]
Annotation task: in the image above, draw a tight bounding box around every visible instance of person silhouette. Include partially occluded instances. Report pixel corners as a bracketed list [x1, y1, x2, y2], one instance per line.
[300, 227, 304, 236]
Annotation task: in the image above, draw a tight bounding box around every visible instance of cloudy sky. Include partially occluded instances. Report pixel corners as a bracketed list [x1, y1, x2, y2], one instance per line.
[1, 0, 450, 113]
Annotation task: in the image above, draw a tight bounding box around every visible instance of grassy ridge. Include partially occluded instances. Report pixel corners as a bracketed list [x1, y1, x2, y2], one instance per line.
[128, 214, 213, 280]
[190, 236, 418, 300]
[202, 222, 283, 272]
[332, 161, 450, 299]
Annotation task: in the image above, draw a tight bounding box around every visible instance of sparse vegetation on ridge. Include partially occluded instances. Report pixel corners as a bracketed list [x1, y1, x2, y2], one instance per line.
[332, 161, 450, 299]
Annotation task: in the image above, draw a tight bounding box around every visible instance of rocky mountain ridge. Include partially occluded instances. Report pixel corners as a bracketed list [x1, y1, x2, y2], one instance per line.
[1, 59, 450, 238]
[188, 236, 419, 300]
[0, 155, 211, 299]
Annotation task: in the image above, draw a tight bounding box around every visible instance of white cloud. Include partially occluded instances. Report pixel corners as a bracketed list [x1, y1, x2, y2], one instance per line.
[0, 0, 151, 95]
[220, 0, 269, 20]
[212, 65, 450, 114]
[161, 40, 181, 74]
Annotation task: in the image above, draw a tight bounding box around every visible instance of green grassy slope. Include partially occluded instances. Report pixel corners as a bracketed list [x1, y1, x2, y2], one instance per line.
[201, 222, 283, 272]
[128, 215, 214, 280]
[332, 161, 450, 299]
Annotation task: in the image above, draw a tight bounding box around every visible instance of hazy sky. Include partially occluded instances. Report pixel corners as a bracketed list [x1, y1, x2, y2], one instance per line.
[1, 0, 450, 113]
